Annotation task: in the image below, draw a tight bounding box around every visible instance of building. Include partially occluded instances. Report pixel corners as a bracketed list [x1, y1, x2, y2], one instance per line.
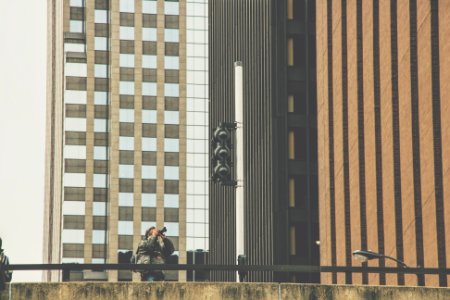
[43, 0, 209, 281]
[316, 0, 450, 287]
[209, 0, 319, 282]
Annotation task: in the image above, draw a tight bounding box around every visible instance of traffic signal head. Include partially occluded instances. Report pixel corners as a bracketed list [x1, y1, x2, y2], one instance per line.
[211, 123, 235, 186]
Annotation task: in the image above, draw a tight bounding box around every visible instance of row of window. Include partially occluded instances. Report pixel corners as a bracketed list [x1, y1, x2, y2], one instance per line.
[69, 0, 181, 15]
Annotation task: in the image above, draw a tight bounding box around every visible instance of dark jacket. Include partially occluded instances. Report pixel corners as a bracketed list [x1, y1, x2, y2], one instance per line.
[0, 252, 12, 290]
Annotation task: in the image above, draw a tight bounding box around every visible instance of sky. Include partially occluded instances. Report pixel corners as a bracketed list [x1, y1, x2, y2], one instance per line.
[0, 0, 47, 282]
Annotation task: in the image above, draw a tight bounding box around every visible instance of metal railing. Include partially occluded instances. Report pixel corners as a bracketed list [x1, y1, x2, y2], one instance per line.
[4, 263, 450, 275]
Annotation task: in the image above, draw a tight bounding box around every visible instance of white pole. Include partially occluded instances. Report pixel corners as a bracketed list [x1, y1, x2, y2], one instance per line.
[234, 61, 244, 282]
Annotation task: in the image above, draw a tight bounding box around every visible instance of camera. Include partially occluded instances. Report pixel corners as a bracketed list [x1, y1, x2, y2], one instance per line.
[158, 227, 167, 235]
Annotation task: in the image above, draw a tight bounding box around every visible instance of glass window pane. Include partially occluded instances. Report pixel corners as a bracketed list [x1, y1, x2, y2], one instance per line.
[64, 118, 86, 131]
[164, 56, 179, 69]
[120, 26, 135, 40]
[164, 222, 179, 236]
[142, 110, 157, 123]
[164, 29, 179, 42]
[119, 193, 134, 206]
[95, 64, 108, 78]
[164, 83, 179, 97]
[142, 193, 156, 207]
[65, 43, 85, 52]
[65, 63, 87, 77]
[120, 137, 134, 150]
[142, 28, 157, 41]
[120, 0, 135, 12]
[64, 145, 86, 159]
[120, 54, 135, 67]
[142, 55, 157, 68]
[70, 20, 83, 33]
[64, 173, 86, 187]
[142, 137, 157, 151]
[95, 37, 108, 51]
[65, 91, 87, 104]
[94, 119, 108, 132]
[119, 109, 135, 123]
[164, 111, 179, 124]
[95, 91, 108, 105]
[119, 165, 134, 178]
[93, 202, 107, 216]
[142, 1, 157, 14]
[95, 10, 108, 23]
[164, 138, 179, 152]
[118, 221, 134, 235]
[164, 2, 179, 15]
[142, 165, 157, 179]
[164, 194, 179, 208]
[92, 230, 106, 244]
[120, 81, 135, 95]
[93, 174, 108, 188]
[63, 201, 85, 215]
[164, 166, 179, 180]
[70, 0, 83, 7]
[94, 146, 108, 160]
[62, 229, 85, 243]
[142, 82, 157, 96]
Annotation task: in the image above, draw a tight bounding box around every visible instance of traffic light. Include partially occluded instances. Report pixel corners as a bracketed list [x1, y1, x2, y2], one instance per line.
[211, 122, 236, 186]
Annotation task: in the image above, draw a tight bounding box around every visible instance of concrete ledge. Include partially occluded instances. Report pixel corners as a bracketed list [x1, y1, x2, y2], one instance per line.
[1, 282, 449, 300]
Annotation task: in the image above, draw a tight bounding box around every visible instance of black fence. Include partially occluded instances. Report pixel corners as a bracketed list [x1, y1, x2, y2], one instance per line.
[5, 264, 450, 275]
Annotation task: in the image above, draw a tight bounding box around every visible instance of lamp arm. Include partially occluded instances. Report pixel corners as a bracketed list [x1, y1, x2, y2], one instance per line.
[383, 255, 408, 268]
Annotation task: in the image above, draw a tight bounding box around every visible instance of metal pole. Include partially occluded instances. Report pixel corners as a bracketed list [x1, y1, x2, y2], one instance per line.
[235, 61, 244, 282]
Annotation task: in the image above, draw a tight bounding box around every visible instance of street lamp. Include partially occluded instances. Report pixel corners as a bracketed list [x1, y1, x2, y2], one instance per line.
[352, 250, 408, 268]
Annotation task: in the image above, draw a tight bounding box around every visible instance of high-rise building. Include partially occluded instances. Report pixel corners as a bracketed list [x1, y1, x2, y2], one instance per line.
[43, 0, 209, 282]
[316, 0, 450, 287]
[208, 0, 319, 282]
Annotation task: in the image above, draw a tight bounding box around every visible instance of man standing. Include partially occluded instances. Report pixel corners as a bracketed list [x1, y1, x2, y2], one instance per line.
[135, 227, 175, 281]
[0, 238, 12, 290]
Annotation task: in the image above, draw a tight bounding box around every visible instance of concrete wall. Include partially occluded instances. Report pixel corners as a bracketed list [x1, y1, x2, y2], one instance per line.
[1, 282, 449, 300]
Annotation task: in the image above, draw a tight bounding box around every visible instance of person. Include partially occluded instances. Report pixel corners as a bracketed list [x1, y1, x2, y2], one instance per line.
[135, 227, 174, 282]
[0, 238, 12, 291]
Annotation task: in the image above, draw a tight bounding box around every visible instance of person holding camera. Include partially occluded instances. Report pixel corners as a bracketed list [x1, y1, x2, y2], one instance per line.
[135, 226, 174, 282]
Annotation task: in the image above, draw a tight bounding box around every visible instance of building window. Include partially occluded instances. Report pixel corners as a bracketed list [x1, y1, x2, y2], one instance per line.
[63, 201, 85, 216]
[142, 82, 157, 96]
[120, 26, 135, 40]
[118, 221, 134, 235]
[119, 109, 135, 123]
[164, 56, 179, 69]
[142, 28, 157, 41]
[142, 55, 157, 68]
[164, 1, 179, 15]
[142, 110, 157, 123]
[142, 193, 156, 207]
[93, 174, 108, 188]
[164, 194, 179, 208]
[119, 137, 134, 151]
[142, 0, 157, 14]
[119, 193, 134, 206]
[65, 63, 87, 77]
[164, 83, 179, 97]
[94, 146, 108, 160]
[120, 81, 135, 95]
[95, 10, 108, 23]
[120, 54, 135, 68]
[142, 137, 157, 151]
[119, 165, 134, 179]
[70, 0, 84, 7]
[64, 173, 86, 188]
[93, 202, 107, 216]
[164, 29, 179, 42]
[164, 138, 179, 152]
[120, 0, 135, 13]
[164, 166, 179, 180]
[65, 91, 87, 105]
[62, 229, 85, 244]
[93, 230, 106, 244]
[70, 20, 83, 33]
[142, 165, 157, 179]
[94, 91, 108, 105]
[95, 64, 108, 78]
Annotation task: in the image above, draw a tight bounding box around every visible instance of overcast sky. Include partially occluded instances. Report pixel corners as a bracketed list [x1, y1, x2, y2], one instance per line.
[0, 0, 47, 282]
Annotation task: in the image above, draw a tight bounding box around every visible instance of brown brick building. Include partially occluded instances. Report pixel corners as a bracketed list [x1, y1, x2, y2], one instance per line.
[316, 0, 450, 287]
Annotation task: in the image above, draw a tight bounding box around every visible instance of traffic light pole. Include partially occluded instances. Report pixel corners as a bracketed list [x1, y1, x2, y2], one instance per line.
[235, 61, 245, 282]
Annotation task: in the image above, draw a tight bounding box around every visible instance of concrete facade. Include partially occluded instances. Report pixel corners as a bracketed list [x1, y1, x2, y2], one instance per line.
[1, 282, 450, 300]
[44, 0, 209, 282]
[316, 0, 450, 287]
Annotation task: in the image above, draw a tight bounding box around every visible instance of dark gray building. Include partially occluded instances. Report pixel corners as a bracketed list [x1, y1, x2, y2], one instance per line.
[209, 0, 319, 282]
